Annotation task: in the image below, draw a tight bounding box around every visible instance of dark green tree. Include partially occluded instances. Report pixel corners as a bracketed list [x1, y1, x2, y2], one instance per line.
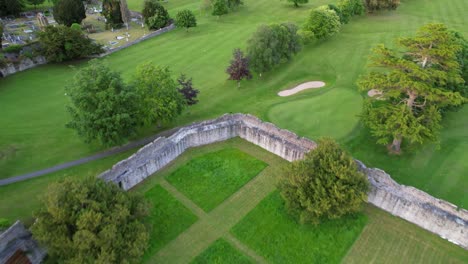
[175, 10, 197, 31]
[53, 0, 86, 26]
[31, 177, 150, 263]
[286, 0, 308, 8]
[328, 4, 344, 24]
[177, 74, 199, 105]
[102, 0, 124, 29]
[38, 25, 103, 62]
[133, 62, 186, 126]
[227, 0, 243, 10]
[364, 0, 399, 12]
[0, 0, 25, 16]
[303, 5, 341, 40]
[212, 0, 228, 18]
[279, 138, 369, 224]
[66, 60, 140, 146]
[26, 0, 45, 10]
[338, 0, 364, 24]
[358, 24, 466, 153]
[142, 0, 170, 29]
[247, 23, 301, 75]
[38, 26, 102, 62]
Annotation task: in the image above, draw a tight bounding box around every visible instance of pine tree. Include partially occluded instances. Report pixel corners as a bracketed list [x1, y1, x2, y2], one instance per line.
[226, 48, 252, 88]
[279, 138, 369, 225]
[358, 24, 466, 153]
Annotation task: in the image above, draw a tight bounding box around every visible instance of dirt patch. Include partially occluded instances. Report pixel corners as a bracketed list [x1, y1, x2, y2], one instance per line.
[278, 81, 326, 97]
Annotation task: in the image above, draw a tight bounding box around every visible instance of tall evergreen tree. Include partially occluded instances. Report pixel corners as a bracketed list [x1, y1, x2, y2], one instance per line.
[358, 24, 466, 153]
[53, 0, 86, 26]
[102, 0, 123, 29]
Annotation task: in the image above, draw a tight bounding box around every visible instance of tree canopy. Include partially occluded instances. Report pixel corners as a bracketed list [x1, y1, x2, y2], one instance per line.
[358, 23, 466, 153]
[303, 5, 341, 40]
[53, 0, 86, 26]
[177, 74, 200, 106]
[133, 62, 186, 126]
[226, 48, 252, 87]
[31, 177, 150, 263]
[26, 0, 45, 10]
[247, 23, 302, 75]
[66, 60, 140, 146]
[142, 0, 171, 29]
[175, 9, 197, 31]
[38, 25, 103, 62]
[337, 0, 365, 24]
[212, 0, 228, 17]
[279, 138, 369, 224]
[286, 0, 308, 8]
[0, 0, 25, 16]
[102, 0, 124, 29]
[364, 0, 400, 12]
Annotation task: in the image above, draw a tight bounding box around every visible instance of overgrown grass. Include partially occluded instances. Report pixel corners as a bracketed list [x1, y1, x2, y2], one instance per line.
[166, 148, 267, 212]
[191, 239, 253, 264]
[343, 205, 468, 263]
[231, 191, 368, 264]
[142, 184, 198, 262]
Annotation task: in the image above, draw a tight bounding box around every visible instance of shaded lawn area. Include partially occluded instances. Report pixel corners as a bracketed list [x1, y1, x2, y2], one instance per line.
[0, 148, 138, 226]
[166, 148, 267, 212]
[343, 205, 468, 263]
[142, 184, 198, 262]
[231, 191, 367, 264]
[191, 239, 253, 264]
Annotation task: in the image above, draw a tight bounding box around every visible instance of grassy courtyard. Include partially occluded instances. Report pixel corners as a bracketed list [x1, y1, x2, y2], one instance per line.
[0, 0, 466, 210]
[131, 139, 467, 263]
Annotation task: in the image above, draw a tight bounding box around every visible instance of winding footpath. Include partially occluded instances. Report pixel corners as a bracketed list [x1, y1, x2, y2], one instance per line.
[0, 127, 180, 186]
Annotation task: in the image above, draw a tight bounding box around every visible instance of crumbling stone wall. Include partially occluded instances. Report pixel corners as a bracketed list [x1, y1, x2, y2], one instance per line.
[99, 113, 468, 249]
[0, 56, 47, 78]
[0, 221, 46, 264]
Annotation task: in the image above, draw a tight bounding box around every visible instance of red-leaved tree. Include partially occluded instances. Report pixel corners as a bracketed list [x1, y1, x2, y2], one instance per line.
[226, 48, 252, 88]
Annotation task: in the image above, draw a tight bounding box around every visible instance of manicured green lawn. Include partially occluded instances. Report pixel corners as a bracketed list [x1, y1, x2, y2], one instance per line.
[142, 184, 198, 262]
[0, 148, 137, 225]
[231, 191, 368, 264]
[191, 239, 253, 264]
[0, 0, 466, 210]
[166, 148, 267, 212]
[343, 205, 468, 264]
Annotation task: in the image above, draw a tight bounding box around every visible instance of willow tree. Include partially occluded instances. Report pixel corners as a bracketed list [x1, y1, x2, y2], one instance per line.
[358, 24, 466, 153]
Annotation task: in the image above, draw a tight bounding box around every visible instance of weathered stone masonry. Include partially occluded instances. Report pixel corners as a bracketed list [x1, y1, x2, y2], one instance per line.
[99, 113, 468, 249]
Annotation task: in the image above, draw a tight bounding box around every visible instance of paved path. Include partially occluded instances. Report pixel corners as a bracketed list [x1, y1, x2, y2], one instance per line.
[0, 127, 180, 186]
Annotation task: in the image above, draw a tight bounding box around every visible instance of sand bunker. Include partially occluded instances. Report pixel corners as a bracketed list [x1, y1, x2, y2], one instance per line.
[368, 89, 383, 97]
[278, 81, 326, 97]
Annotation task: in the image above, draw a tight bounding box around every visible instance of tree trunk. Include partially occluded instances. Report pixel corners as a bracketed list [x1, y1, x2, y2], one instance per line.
[237, 80, 240, 88]
[390, 135, 402, 153]
[406, 91, 417, 109]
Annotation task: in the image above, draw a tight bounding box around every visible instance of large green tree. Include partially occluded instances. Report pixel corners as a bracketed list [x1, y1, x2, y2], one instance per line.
[38, 25, 103, 62]
[212, 0, 228, 18]
[0, 0, 25, 16]
[303, 5, 341, 40]
[279, 138, 369, 225]
[53, 0, 86, 26]
[31, 177, 150, 264]
[102, 0, 124, 29]
[66, 60, 140, 146]
[247, 23, 301, 75]
[26, 0, 45, 10]
[142, 0, 170, 29]
[133, 62, 186, 126]
[364, 0, 399, 12]
[358, 24, 466, 153]
[337, 0, 365, 24]
[175, 9, 197, 31]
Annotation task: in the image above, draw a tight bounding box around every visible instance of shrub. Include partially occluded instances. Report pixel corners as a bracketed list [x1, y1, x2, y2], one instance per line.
[3, 44, 23, 54]
[175, 9, 197, 31]
[0, 218, 11, 229]
[212, 0, 228, 17]
[279, 138, 369, 224]
[70, 23, 81, 31]
[364, 0, 400, 12]
[142, 0, 171, 29]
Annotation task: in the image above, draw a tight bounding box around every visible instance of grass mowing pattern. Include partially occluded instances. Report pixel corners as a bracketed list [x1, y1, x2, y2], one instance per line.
[166, 148, 267, 212]
[191, 239, 254, 264]
[143, 184, 198, 261]
[343, 205, 468, 263]
[232, 191, 367, 264]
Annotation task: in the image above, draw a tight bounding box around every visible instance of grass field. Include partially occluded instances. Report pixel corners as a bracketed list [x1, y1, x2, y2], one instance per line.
[166, 148, 267, 211]
[1, 0, 466, 209]
[232, 192, 368, 264]
[191, 239, 254, 264]
[143, 184, 198, 261]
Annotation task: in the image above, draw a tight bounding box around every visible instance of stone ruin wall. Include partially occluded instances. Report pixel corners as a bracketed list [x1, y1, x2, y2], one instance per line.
[99, 113, 468, 249]
[0, 221, 46, 264]
[0, 56, 47, 78]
